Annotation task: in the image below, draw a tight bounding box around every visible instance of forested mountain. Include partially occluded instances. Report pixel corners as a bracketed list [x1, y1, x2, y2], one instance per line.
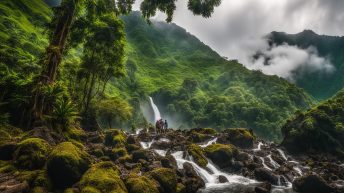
[0, 0, 314, 141]
[114, 12, 314, 140]
[268, 30, 344, 100]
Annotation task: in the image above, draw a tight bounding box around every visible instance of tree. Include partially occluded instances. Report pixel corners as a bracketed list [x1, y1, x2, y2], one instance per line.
[31, 0, 222, 127]
[96, 97, 132, 129]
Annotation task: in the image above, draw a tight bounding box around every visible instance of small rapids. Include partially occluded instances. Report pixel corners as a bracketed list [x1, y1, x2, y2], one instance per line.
[139, 135, 299, 193]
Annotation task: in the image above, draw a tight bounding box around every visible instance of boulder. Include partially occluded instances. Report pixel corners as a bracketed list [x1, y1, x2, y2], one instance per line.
[254, 168, 279, 185]
[148, 168, 177, 193]
[47, 142, 91, 189]
[104, 129, 127, 147]
[187, 144, 208, 168]
[126, 135, 137, 144]
[14, 138, 50, 169]
[218, 175, 228, 183]
[220, 128, 255, 149]
[182, 162, 205, 193]
[125, 174, 159, 193]
[204, 144, 238, 168]
[132, 150, 149, 162]
[187, 128, 215, 143]
[293, 173, 334, 193]
[151, 140, 172, 150]
[79, 162, 127, 193]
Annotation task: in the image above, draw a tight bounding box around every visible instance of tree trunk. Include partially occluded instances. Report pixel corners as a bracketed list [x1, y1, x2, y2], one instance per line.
[31, 0, 77, 125]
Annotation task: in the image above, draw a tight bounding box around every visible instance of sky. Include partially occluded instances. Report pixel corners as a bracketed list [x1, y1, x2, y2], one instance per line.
[133, 0, 344, 80]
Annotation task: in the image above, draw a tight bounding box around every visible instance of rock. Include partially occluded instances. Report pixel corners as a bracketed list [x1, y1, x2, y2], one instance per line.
[187, 144, 208, 168]
[126, 144, 141, 153]
[204, 144, 238, 169]
[104, 129, 127, 147]
[255, 187, 269, 193]
[161, 155, 177, 169]
[125, 174, 159, 193]
[220, 128, 255, 149]
[79, 162, 127, 193]
[181, 162, 205, 193]
[254, 168, 279, 185]
[132, 150, 149, 162]
[148, 168, 177, 193]
[151, 140, 172, 150]
[187, 128, 215, 143]
[14, 138, 50, 169]
[176, 183, 186, 193]
[23, 126, 64, 145]
[110, 147, 128, 161]
[126, 135, 137, 144]
[47, 142, 91, 189]
[218, 175, 228, 183]
[0, 142, 16, 160]
[293, 173, 334, 193]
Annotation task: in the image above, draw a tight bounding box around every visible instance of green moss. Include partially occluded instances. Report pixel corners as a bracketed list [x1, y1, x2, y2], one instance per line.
[188, 130, 209, 143]
[223, 128, 255, 148]
[187, 144, 208, 168]
[176, 183, 186, 193]
[64, 127, 86, 141]
[125, 174, 159, 193]
[148, 168, 177, 193]
[104, 129, 127, 147]
[47, 142, 91, 189]
[126, 144, 140, 152]
[204, 144, 238, 168]
[79, 162, 127, 193]
[14, 138, 50, 169]
[0, 162, 16, 173]
[111, 147, 128, 160]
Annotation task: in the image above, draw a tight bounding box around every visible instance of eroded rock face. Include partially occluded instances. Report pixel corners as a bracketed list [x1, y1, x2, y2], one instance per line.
[181, 162, 205, 193]
[293, 173, 335, 193]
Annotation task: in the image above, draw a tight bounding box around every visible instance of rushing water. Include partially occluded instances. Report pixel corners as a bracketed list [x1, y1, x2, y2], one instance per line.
[149, 97, 161, 122]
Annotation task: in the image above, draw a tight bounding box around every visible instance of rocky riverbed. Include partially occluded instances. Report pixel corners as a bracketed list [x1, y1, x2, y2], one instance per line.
[0, 126, 343, 193]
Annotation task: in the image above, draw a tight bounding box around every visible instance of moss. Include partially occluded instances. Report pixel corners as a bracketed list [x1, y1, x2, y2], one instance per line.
[125, 174, 159, 193]
[32, 187, 46, 193]
[47, 142, 91, 189]
[176, 183, 186, 193]
[33, 170, 52, 189]
[223, 128, 255, 148]
[64, 188, 78, 193]
[79, 162, 127, 193]
[131, 150, 149, 162]
[111, 147, 128, 161]
[14, 138, 50, 169]
[188, 130, 209, 143]
[0, 130, 11, 141]
[204, 144, 238, 168]
[187, 144, 208, 168]
[0, 162, 16, 173]
[148, 168, 177, 193]
[104, 129, 127, 147]
[64, 127, 86, 141]
[126, 144, 140, 152]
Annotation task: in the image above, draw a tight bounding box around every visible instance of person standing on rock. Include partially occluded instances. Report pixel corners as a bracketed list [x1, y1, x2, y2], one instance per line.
[164, 120, 168, 131]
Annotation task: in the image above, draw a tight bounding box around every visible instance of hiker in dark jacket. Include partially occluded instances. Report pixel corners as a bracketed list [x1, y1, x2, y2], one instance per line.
[164, 120, 168, 130]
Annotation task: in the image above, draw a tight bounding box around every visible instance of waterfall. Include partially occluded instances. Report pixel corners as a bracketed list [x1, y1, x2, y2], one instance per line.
[277, 148, 288, 161]
[149, 97, 161, 122]
[200, 138, 218, 148]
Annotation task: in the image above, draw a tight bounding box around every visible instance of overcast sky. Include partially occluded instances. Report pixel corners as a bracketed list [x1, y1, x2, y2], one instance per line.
[133, 0, 344, 80]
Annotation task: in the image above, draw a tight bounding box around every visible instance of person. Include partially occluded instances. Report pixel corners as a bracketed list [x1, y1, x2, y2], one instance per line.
[164, 120, 168, 130]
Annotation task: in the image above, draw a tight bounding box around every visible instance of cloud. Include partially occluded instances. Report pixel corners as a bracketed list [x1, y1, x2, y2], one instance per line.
[133, 0, 342, 80]
[244, 41, 335, 81]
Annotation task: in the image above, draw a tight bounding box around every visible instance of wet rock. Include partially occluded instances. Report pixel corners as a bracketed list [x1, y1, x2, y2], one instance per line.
[218, 175, 228, 183]
[126, 135, 137, 144]
[161, 155, 177, 169]
[204, 144, 238, 169]
[293, 173, 334, 193]
[254, 168, 279, 185]
[132, 149, 149, 162]
[182, 162, 205, 193]
[187, 144, 208, 168]
[151, 140, 172, 150]
[148, 168, 177, 193]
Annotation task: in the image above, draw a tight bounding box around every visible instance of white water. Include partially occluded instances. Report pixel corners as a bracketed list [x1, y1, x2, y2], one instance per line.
[260, 157, 272, 170]
[267, 154, 280, 169]
[135, 128, 143, 135]
[277, 148, 288, 161]
[253, 142, 263, 151]
[200, 138, 218, 148]
[149, 97, 161, 122]
[140, 140, 155, 149]
[154, 149, 167, 157]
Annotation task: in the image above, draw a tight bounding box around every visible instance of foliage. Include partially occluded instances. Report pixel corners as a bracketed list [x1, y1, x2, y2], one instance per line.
[282, 89, 344, 157]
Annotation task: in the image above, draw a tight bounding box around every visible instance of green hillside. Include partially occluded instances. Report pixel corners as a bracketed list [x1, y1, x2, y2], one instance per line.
[268, 30, 344, 100]
[113, 12, 314, 140]
[0, 1, 314, 141]
[282, 88, 344, 157]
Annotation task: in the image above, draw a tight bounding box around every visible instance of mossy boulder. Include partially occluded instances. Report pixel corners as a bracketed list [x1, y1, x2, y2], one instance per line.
[14, 138, 50, 169]
[187, 128, 216, 143]
[148, 168, 177, 193]
[125, 174, 159, 193]
[132, 150, 149, 162]
[64, 127, 86, 142]
[47, 142, 91, 189]
[110, 147, 128, 161]
[222, 128, 255, 148]
[204, 144, 238, 168]
[293, 173, 334, 193]
[187, 144, 208, 168]
[79, 162, 127, 193]
[104, 129, 127, 147]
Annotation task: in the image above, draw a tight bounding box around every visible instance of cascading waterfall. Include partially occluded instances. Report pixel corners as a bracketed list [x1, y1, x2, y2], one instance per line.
[149, 96, 161, 122]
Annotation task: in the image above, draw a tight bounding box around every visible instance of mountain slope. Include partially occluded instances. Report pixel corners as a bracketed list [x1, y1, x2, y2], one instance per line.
[112, 12, 314, 140]
[268, 30, 344, 100]
[281, 88, 344, 157]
